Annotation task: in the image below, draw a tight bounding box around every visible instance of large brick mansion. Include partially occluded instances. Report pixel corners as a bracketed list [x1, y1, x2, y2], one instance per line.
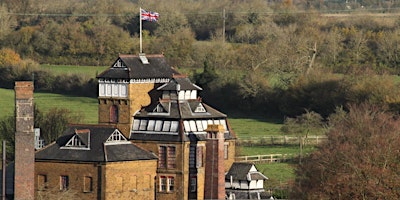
[7, 54, 269, 200]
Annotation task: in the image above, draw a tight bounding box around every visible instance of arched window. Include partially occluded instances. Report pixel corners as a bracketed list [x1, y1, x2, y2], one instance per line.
[110, 105, 119, 123]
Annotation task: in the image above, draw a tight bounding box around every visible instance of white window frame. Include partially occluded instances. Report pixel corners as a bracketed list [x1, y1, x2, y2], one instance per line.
[160, 176, 167, 192]
[159, 176, 175, 192]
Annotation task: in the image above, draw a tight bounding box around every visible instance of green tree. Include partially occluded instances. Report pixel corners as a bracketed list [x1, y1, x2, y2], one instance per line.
[193, 59, 218, 90]
[0, 106, 82, 161]
[37, 107, 83, 144]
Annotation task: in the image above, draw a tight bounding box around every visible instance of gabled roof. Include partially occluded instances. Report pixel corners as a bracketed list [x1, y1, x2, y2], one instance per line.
[130, 99, 236, 141]
[136, 100, 226, 119]
[97, 54, 180, 79]
[35, 125, 157, 163]
[225, 162, 268, 181]
[157, 76, 202, 91]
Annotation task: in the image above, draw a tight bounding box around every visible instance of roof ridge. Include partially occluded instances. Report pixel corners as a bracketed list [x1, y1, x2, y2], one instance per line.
[119, 54, 164, 58]
[68, 124, 117, 128]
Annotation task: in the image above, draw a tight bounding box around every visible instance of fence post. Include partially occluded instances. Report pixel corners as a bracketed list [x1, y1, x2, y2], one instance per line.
[271, 136, 274, 145]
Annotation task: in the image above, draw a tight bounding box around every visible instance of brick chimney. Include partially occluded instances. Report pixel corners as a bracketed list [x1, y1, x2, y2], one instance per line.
[204, 124, 226, 200]
[14, 81, 35, 200]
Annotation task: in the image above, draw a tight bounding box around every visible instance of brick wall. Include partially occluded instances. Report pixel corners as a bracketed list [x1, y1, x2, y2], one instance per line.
[204, 125, 226, 200]
[103, 160, 157, 200]
[35, 162, 99, 199]
[98, 83, 156, 137]
[224, 139, 236, 172]
[35, 160, 157, 200]
[14, 81, 35, 200]
[128, 83, 154, 114]
[133, 140, 191, 200]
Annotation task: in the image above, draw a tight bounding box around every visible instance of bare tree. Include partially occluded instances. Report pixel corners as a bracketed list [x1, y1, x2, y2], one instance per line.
[291, 103, 400, 199]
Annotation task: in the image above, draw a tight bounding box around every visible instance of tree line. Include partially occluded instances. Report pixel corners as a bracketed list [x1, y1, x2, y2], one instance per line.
[2, 1, 400, 197]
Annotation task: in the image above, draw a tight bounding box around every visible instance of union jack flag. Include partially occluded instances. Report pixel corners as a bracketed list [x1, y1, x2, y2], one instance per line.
[141, 9, 159, 22]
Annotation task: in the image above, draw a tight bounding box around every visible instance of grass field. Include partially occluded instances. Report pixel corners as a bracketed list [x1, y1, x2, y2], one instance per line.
[228, 117, 284, 137]
[256, 162, 294, 198]
[239, 144, 316, 156]
[40, 64, 109, 79]
[0, 88, 14, 119]
[0, 88, 98, 124]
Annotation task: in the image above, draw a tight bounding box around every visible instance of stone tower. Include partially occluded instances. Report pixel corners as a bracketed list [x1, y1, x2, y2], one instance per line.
[14, 81, 35, 200]
[204, 124, 226, 200]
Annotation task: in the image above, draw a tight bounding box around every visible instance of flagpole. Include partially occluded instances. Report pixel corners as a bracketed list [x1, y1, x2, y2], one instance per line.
[139, 7, 143, 54]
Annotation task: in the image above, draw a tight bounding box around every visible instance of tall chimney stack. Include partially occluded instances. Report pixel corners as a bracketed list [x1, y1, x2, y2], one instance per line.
[204, 124, 226, 200]
[14, 81, 35, 200]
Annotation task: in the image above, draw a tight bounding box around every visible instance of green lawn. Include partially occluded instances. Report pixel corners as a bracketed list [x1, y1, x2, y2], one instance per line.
[40, 64, 108, 79]
[0, 88, 14, 119]
[34, 92, 98, 124]
[238, 145, 316, 156]
[228, 117, 284, 138]
[256, 162, 294, 198]
[0, 88, 98, 124]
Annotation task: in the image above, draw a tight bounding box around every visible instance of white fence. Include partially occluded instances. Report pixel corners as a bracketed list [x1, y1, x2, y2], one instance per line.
[237, 135, 327, 146]
[235, 154, 296, 163]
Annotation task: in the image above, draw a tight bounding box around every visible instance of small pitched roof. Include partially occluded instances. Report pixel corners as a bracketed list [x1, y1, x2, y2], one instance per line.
[97, 54, 180, 79]
[35, 125, 157, 163]
[157, 76, 202, 91]
[225, 162, 268, 181]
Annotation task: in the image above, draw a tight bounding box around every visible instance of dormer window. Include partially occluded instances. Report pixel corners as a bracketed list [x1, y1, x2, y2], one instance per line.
[65, 135, 85, 147]
[194, 103, 206, 113]
[113, 59, 126, 68]
[153, 104, 169, 113]
[61, 131, 90, 150]
[105, 129, 129, 144]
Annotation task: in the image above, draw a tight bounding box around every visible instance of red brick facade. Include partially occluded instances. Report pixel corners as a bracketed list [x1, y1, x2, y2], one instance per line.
[14, 81, 35, 200]
[204, 125, 226, 200]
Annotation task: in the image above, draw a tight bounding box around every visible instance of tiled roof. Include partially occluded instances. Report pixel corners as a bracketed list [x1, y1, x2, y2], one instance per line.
[97, 54, 180, 79]
[35, 125, 157, 163]
[225, 162, 268, 181]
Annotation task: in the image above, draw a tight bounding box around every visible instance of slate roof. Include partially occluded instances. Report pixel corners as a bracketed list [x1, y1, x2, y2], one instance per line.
[136, 100, 227, 119]
[35, 125, 157, 162]
[130, 99, 235, 141]
[226, 189, 271, 200]
[225, 162, 268, 181]
[97, 54, 180, 79]
[157, 76, 202, 91]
